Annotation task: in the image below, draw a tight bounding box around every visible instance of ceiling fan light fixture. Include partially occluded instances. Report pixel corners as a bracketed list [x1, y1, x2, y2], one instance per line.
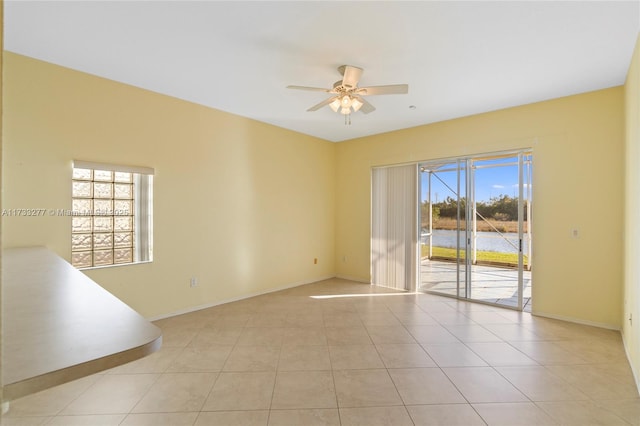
[340, 95, 352, 108]
[340, 107, 351, 115]
[351, 98, 363, 112]
[329, 98, 341, 112]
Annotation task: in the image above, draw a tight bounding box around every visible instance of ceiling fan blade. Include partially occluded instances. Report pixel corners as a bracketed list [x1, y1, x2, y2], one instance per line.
[357, 84, 409, 96]
[355, 96, 376, 114]
[286, 85, 331, 92]
[339, 65, 363, 89]
[307, 96, 338, 112]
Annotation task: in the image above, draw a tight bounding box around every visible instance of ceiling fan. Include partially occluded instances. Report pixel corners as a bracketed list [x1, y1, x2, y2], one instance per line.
[287, 65, 408, 123]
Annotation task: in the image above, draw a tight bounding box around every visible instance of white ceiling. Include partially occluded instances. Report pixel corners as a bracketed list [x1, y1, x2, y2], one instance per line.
[5, 1, 640, 142]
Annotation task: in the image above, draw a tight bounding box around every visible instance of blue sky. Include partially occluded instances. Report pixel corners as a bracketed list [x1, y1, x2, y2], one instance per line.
[420, 157, 530, 203]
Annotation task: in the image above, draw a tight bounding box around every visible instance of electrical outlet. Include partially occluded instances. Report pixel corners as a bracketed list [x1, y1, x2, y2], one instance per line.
[190, 277, 198, 287]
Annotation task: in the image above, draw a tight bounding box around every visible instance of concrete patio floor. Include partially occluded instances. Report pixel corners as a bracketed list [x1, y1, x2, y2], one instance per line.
[420, 259, 532, 312]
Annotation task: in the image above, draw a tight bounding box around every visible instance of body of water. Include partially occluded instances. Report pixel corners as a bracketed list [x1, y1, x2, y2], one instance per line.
[422, 229, 530, 255]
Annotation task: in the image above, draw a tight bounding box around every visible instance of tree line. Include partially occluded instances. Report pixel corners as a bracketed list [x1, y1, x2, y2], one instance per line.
[422, 195, 527, 222]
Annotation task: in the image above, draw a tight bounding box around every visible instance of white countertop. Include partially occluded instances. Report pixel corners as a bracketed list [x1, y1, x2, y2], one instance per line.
[2, 247, 162, 400]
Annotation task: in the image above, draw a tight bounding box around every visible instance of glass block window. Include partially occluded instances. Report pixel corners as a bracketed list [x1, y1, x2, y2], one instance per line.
[71, 161, 153, 269]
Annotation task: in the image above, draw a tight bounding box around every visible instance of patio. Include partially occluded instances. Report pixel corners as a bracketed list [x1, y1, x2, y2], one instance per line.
[420, 259, 532, 312]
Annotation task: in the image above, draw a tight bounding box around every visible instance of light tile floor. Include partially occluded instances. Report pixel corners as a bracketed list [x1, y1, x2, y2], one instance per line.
[2, 278, 638, 425]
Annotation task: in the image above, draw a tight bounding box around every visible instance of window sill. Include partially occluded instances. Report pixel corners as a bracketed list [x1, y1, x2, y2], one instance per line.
[77, 259, 153, 271]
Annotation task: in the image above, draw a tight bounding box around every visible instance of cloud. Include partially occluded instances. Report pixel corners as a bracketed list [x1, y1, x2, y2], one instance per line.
[492, 184, 505, 189]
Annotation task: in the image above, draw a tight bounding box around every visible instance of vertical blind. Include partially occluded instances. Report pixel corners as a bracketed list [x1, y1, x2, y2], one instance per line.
[371, 164, 418, 291]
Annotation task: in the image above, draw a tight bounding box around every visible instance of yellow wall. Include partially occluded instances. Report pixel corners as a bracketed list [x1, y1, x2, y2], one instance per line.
[2, 51, 628, 329]
[0, 0, 4, 408]
[336, 88, 625, 328]
[623, 33, 640, 387]
[2, 52, 336, 318]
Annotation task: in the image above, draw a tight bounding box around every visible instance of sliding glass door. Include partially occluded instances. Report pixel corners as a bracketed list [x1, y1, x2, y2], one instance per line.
[418, 159, 467, 298]
[419, 151, 532, 310]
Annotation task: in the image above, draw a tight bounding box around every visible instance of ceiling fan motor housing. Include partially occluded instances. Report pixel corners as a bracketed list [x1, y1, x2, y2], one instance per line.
[333, 80, 351, 93]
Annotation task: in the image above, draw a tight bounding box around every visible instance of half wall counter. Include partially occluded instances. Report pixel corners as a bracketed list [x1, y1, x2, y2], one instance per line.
[1, 247, 162, 401]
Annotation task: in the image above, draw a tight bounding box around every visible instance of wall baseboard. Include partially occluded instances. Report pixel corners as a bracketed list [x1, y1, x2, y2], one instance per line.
[147, 274, 336, 322]
[532, 310, 620, 331]
[335, 274, 371, 284]
[621, 333, 640, 394]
